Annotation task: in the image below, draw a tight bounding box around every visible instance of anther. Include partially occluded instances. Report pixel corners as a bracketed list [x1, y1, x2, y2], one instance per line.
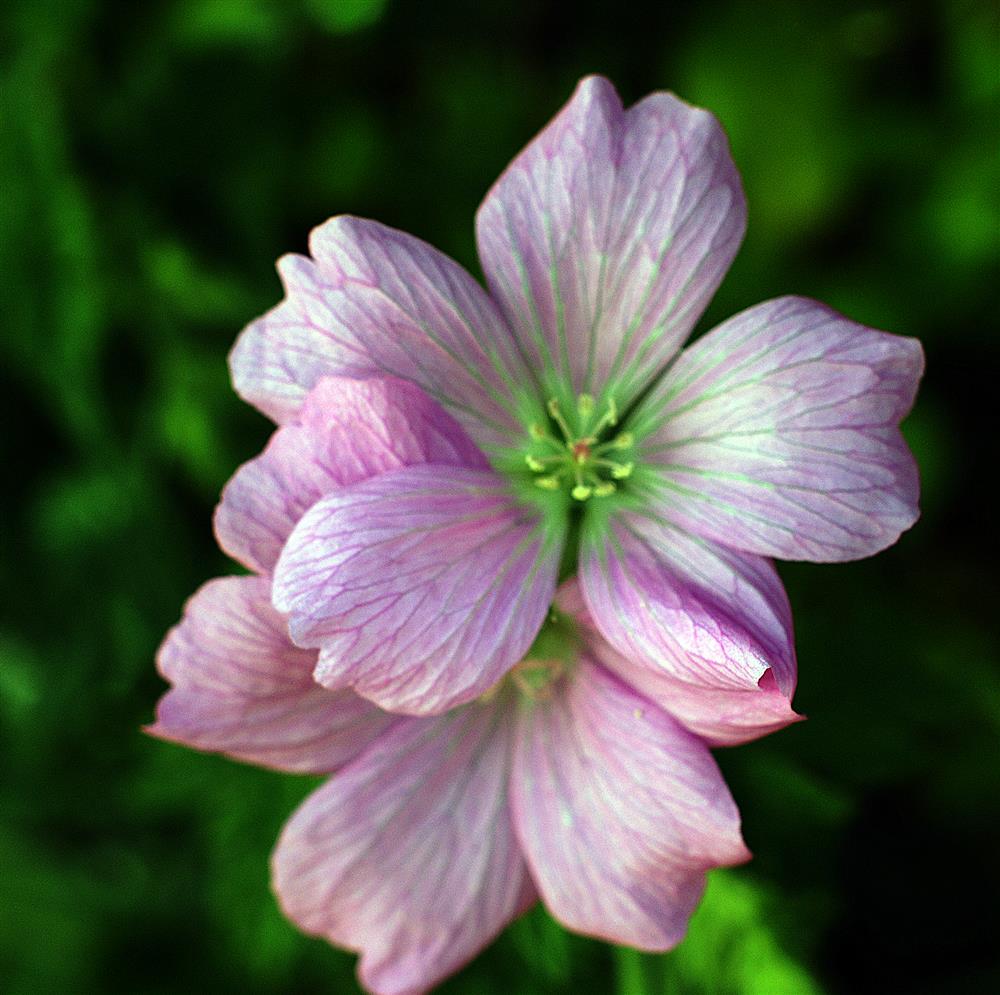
[571, 484, 593, 501]
[610, 461, 634, 480]
[525, 455, 548, 472]
[577, 393, 595, 418]
[529, 422, 548, 441]
[535, 475, 562, 490]
[593, 482, 617, 497]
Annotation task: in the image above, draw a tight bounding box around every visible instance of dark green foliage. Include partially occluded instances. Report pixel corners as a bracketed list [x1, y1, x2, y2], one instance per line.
[1, 1, 996, 991]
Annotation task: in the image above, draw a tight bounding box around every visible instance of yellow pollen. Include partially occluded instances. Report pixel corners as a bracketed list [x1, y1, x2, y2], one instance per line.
[571, 484, 593, 501]
[610, 461, 634, 480]
[535, 475, 562, 490]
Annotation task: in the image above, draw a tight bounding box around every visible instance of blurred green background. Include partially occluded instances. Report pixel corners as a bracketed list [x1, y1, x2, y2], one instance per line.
[2, 0, 997, 992]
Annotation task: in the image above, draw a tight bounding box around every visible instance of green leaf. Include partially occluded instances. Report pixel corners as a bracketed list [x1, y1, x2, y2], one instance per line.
[626, 871, 825, 995]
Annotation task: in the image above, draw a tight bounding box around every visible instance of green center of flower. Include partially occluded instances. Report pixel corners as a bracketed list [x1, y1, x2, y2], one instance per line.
[479, 608, 580, 703]
[523, 394, 635, 501]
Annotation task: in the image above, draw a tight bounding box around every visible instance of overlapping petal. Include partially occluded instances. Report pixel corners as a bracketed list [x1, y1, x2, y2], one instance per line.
[476, 75, 746, 403]
[510, 659, 749, 950]
[606, 663, 800, 748]
[272, 464, 561, 715]
[150, 576, 391, 773]
[634, 296, 924, 561]
[230, 216, 530, 448]
[272, 704, 530, 995]
[578, 516, 798, 744]
[215, 376, 487, 573]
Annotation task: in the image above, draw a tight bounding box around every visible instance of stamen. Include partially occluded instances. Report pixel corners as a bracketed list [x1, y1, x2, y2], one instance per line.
[527, 419, 566, 455]
[525, 454, 558, 472]
[591, 431, 633, 454]
[594, 432, 635, 452]
[589, 396, 618, 436]
[546, 398, 574, 444]
[536, 435, 569, 454]
[525, 395, 635, 500]
[591, 457, 634, 479]
[511, 658, 564, 700]
[511, 670, 533, 697]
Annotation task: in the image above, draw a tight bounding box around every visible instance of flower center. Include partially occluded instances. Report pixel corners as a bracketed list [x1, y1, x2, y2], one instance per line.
[524, 394, 635, 501]
[508, 656, 565, 700]
[478, 608, 580, 703]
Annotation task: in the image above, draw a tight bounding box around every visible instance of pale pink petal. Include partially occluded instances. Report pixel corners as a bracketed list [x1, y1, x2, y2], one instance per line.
[272, 704, 530, 995]
[230, 216, 530, 448]
[578, 516, 798, 744]
[510, 659, 749, 950]
[634, 296, 924, 561]
[150, 576, 391, 773]
[597, 660, 801, 748]
[215, 376, 487, 573]
[272, 465, 561, 715]
[554, 580, 798, 746]
[476, 75, 745, 402]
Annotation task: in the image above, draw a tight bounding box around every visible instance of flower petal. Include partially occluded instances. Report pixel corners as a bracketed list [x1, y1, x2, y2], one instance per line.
[598, 660, 801, 748]
[272, 465, 561, 715]
[150, 576, 391, 773]
[554, 582, 798, 746]
[634, 296, 924, 561]
[510, 659, 749, 950]
[272, 705, 530, 995]
[476, 75, 745, 402]
[579, 516, 798, 745]
[230, 216, 530, 448]
[215, 376, 487, 573]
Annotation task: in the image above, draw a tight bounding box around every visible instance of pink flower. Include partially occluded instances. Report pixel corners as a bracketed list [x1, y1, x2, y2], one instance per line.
[152, 374, 751, 994]
[226, 75, 923, 738]
[152, 74, 925, 993]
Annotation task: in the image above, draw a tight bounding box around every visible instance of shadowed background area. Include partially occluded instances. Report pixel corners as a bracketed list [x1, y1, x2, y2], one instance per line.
[1, 0, 997, 992]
